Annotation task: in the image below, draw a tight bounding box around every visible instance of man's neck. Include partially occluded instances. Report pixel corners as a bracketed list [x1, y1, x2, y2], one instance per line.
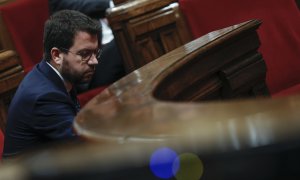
[46, 61, 73, 92]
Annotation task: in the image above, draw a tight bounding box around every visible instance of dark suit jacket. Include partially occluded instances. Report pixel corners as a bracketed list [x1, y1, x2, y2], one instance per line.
[3, 60, 79, 157]
[49, 0, 111, 19]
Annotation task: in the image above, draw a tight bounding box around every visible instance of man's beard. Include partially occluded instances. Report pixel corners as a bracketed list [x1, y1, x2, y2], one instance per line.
[60, 60, 84, 84]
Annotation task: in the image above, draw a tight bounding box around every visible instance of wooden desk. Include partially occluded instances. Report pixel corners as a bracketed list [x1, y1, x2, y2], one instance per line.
[73, 20, 270, 143]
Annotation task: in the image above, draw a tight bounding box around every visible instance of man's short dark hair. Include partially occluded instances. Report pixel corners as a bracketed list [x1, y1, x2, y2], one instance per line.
[43, 10, 102, 61]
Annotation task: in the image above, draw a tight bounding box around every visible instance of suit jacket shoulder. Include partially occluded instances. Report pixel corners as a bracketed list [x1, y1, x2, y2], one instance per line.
[3, 60, 77, 157]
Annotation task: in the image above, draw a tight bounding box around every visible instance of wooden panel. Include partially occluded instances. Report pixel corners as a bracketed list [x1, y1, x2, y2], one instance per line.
[126, 6, 181, 38]
[220, 53, 267, 97]
[136, 37, 160, 66]
[113, 30, 134, 70]
[107, 0, 192, 73]
[160, 28, 182, 52]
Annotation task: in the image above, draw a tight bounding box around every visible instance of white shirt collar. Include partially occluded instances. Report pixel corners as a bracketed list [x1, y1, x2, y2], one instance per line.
[46, 61, 64, 82]
[46, 61, 73, 92]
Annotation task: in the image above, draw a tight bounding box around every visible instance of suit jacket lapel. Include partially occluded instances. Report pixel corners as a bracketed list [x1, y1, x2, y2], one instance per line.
[37, 59, 80, 112]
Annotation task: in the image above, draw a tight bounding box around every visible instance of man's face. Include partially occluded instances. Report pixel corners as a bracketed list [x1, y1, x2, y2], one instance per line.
[59, 31, 99, 84]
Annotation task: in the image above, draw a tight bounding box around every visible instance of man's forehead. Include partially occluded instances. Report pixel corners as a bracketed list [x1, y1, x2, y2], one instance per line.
[71, 31, 99, 49]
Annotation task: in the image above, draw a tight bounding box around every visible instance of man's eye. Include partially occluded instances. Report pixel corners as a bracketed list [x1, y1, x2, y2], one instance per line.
[78, 51, 91, 58]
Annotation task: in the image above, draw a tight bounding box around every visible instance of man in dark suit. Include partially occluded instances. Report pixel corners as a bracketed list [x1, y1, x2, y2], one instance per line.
[3, 10, 102, 158]
[49, 0, 126, 91]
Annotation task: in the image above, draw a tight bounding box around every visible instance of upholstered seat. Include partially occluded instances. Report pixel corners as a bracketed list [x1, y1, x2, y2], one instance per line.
[0, 0, 47, 73]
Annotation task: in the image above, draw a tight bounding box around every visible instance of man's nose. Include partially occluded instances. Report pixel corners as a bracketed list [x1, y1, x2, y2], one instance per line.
[88, 54, 99, 65]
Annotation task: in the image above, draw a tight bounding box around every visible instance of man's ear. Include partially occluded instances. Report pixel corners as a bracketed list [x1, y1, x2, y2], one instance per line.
[51, 47, 63, 66]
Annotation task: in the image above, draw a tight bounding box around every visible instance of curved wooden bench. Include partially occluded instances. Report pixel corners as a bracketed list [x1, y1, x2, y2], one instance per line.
[73, 20, 270, 143]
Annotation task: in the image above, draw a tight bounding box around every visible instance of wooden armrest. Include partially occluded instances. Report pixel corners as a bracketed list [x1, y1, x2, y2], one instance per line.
[0, 49, 24, 132]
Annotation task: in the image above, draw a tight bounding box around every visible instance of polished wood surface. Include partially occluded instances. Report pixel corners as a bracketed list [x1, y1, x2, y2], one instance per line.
[74, 20, 269, 143]
[0, 50, 24, 132]
[107, 0, 192, 73]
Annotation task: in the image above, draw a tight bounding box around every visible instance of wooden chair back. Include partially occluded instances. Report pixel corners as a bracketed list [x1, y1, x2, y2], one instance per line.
[106, 0, 192, 73]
